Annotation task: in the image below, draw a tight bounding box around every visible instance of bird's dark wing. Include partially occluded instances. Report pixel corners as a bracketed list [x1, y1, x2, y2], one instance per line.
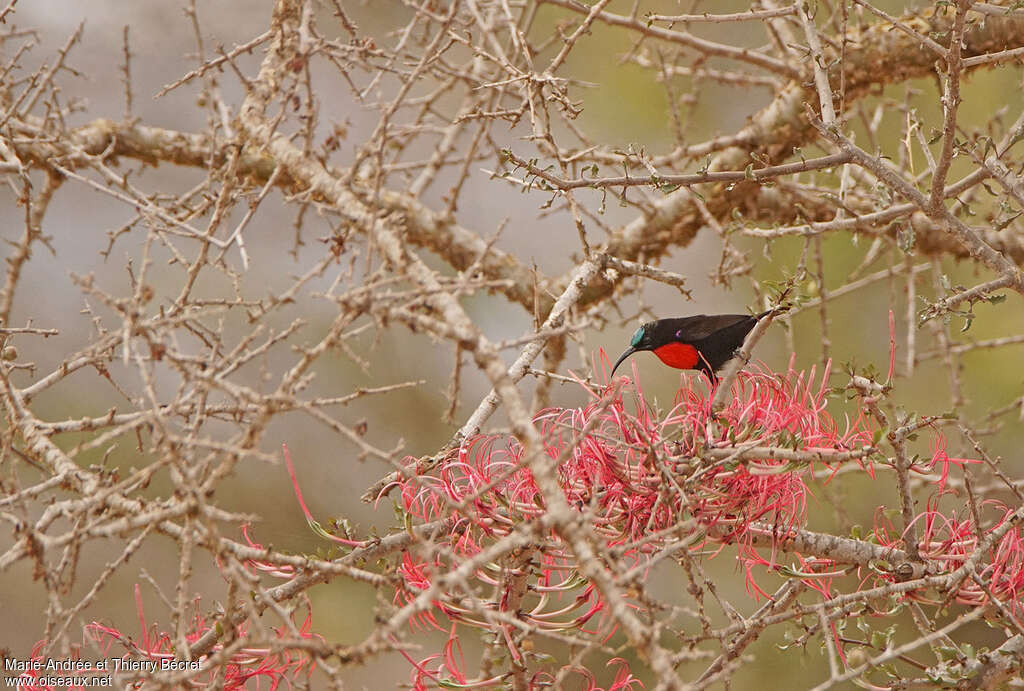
[659, 314, 756, 342]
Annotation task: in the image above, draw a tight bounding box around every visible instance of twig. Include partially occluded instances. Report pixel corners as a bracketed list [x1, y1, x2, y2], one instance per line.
[710, 310, 780, 412]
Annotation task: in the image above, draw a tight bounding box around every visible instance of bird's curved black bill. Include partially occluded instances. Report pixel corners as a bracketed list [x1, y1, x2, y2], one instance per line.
[610, 347, 637, 377]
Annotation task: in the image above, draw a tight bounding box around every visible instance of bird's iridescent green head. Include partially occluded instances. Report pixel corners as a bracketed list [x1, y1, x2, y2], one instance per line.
[612, 324, 650, 377]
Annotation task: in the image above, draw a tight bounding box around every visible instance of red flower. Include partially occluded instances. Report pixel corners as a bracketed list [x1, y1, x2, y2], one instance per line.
[388, 354, 883, 682]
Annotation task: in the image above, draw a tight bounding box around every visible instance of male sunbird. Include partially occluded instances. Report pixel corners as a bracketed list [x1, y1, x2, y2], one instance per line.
[611, 311, 771, 380]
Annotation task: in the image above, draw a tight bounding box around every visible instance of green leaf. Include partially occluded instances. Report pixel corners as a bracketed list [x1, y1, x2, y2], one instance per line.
[872, 426, 888, 445]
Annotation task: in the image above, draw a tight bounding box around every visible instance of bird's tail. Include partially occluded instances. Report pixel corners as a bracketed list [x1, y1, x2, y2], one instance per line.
[757, 305, 791, 319]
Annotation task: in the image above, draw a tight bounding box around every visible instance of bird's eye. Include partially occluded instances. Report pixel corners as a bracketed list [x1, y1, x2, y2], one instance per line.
[675, 330, 683, 339]
[630, 327, 643, 347]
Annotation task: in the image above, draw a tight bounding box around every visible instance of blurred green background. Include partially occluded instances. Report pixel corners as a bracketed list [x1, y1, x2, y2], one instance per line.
[3, 0, 1023, 688]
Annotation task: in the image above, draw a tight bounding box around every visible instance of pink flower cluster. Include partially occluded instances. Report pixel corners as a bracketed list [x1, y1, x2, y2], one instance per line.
[873, 494, 1024, 610]
[31, 351, 1018, 689]
[17, 584, 317, 690]
[388, 355, 880, 686]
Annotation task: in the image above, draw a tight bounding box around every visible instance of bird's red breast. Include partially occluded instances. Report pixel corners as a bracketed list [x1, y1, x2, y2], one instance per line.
[652, 342, 699, 370]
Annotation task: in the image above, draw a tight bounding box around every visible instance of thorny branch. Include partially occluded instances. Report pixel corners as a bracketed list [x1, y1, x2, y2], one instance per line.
[3, 0, 1024, 688]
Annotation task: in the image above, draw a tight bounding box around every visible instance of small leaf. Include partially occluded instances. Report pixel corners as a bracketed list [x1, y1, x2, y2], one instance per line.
[873, 426, 888, 445]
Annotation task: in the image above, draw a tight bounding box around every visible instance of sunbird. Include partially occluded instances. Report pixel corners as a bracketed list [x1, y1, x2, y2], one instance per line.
[611, 311, 771, 380]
